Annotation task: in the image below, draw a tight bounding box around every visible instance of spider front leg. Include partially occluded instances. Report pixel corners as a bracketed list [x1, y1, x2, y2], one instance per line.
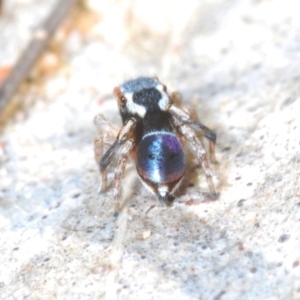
[179, 123, 217, 197]
[94, 117, 136, 193]
[169, 105, 218, 198]
[94, 114, 119, 192]
[169, 105, 218, 164]
[113, 139, 135, 215]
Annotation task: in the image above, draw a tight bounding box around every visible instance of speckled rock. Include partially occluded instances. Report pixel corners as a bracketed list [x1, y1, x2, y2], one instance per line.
[0, 0, 300, 299]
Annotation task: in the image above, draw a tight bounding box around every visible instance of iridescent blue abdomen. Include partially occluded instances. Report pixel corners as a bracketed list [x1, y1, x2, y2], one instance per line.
[137, 132, 186, 184]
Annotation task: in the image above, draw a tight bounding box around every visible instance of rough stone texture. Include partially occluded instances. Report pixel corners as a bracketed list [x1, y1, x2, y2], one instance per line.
[0, 0, 300, 299]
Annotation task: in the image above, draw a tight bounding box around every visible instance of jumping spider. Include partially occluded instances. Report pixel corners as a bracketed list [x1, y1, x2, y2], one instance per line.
[94, 77, 218, 215]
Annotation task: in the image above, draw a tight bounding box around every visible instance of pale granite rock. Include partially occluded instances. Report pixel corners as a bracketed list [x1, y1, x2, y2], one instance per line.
[0, 0, 300, 299]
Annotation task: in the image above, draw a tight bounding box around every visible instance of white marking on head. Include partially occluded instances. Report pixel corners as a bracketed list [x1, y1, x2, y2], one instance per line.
[124, 92, 146, 117]
[157, 84, 170, 111]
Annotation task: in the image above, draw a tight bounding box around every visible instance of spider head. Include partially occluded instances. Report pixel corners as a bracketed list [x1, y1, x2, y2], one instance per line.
[114, 77, 171, 123]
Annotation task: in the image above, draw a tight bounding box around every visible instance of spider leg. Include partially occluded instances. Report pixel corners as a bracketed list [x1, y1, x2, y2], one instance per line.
[113, 139, 135, 216]
[169, 105, 217, 163]
[169, 105, 217, 197]
[96, 140, 119, 192]
[94, 113, 119, 163]
[94, 115, 136, 193]
[94, 114, 119, 144]
[179, 123, 217, 197]
[94, 114, 118, 192]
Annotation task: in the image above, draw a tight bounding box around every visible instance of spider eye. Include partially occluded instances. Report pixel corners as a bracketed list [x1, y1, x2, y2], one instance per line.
[120, 96, 127, 105]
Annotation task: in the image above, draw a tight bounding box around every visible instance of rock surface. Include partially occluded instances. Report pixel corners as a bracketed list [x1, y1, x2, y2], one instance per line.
[0, 0, 300, 299]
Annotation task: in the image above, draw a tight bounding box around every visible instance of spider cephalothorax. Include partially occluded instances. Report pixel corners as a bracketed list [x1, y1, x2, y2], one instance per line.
[94, 77, 217, 215]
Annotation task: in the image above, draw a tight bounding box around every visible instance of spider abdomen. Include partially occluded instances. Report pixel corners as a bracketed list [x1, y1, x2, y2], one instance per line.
[137, 132, 186, 185]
